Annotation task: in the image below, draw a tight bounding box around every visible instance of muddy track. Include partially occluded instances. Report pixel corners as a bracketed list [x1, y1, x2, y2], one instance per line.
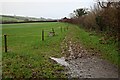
[61, 37, 119, 78]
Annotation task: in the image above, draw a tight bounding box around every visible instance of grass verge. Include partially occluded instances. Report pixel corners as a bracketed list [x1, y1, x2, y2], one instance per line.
[65, 23, 119, 67]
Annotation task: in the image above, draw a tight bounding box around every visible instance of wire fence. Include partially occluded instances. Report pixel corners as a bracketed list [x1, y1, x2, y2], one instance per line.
[2, 26, 69, 52]
[1, 26, 68, 37]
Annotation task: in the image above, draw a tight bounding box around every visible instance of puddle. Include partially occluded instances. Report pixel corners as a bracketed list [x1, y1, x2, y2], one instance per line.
[50, 57, 69, 66]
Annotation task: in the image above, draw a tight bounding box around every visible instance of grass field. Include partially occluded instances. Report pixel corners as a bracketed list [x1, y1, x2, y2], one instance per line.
[0, 15, 48, 23]
[2, 17, 20, 22]
[2, 22, 69, 78]
[1, 16, 24, 22]
[2, 22, 119, 78]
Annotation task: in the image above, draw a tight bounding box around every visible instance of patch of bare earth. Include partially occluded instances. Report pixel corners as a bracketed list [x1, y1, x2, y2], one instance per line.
[61, 37, 119, 78]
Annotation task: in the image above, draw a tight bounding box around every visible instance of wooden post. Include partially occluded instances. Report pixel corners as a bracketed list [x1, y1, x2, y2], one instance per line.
[64, 27, 66, 31]
[61, 27, 62, 32]
[52, 28, 54, 33]
[42, 30, 44, 41]
[52, 28, 55, 36]
[4, 34, 7, 52]
[67, 26, 68, 30]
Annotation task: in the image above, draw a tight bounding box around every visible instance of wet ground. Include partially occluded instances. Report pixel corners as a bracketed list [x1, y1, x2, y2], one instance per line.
[50, 56, 118, 78]
[50, 57, 69, 66]
[66, 57, 118, 78]
[50, 38, 119, 78]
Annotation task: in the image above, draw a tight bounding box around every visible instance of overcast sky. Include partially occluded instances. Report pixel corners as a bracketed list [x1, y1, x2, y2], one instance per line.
[0, 0, 95, 19]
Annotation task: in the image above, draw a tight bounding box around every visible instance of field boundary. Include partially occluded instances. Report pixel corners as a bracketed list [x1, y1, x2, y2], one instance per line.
[3, 26, 68, 52]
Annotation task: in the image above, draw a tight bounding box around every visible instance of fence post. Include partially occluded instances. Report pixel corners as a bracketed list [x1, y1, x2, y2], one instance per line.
[42, 29, 44, 41]
[67, 26, 68, 30]
[52, 28, 55, 36]
[4, 34, 7, 52]
[64, 27, 66, 31]
[52, 28, 54, 33]
[61, 27, 62, 32]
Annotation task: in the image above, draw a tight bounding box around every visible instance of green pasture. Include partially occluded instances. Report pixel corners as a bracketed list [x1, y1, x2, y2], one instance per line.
[1, 16, 24, 22]
[2, 22, 69, 78]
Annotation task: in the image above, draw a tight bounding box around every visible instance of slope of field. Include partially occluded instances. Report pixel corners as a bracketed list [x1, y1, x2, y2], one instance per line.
[0, 15, 50, 23]
[2, 22, 69, 78]
[2, 16, 24, 22]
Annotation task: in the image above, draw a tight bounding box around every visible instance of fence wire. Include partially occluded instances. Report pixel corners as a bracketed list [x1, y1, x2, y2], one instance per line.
[2, 26, 68, 37]
[2, 26, 69, 52]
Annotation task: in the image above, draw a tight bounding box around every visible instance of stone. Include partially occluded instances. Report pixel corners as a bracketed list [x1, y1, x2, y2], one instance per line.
[48, 32, 55, 37]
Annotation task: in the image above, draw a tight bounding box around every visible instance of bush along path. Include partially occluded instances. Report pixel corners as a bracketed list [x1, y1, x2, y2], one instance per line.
[58, 24, 119, 78]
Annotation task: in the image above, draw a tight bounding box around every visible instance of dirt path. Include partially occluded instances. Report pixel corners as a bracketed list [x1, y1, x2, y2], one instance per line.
[60, 38, 119, 78]
[66, 56, 118, 78]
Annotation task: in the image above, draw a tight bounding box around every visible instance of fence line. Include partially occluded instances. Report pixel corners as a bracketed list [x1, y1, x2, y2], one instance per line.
[3, 26, 69, 52]
[44, 27, 61, 32]
[2, 27, 68, 37]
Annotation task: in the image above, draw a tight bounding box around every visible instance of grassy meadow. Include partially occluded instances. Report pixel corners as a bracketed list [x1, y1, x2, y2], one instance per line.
[1, 16, 24, 22]
[2, 22, 69, 78]
[2, 22, 119, 78]
[2, 17, 21, 22]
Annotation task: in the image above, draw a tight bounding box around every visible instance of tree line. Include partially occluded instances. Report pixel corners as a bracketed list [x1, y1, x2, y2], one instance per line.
[60, 0, 120, 43]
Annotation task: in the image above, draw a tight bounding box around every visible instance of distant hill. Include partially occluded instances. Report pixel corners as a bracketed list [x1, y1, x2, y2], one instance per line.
[0, 15, 54, 23]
